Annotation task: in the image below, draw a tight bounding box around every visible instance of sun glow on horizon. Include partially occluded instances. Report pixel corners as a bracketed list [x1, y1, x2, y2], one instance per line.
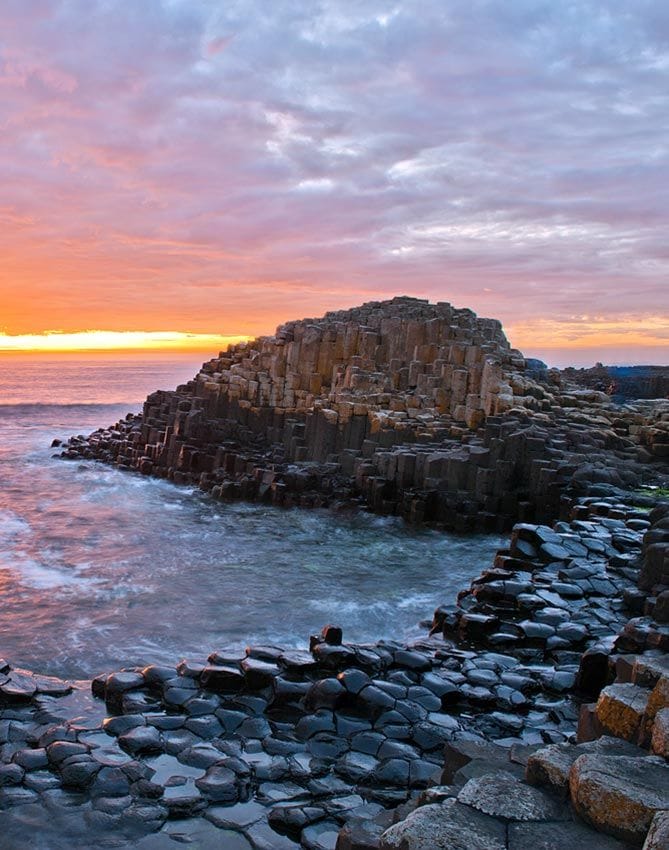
[0, 330, 249, 354]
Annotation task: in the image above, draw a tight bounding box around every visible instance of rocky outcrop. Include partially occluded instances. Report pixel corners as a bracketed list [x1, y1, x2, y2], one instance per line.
[59, 297, 669, 532]
[561, 365, 669, 401]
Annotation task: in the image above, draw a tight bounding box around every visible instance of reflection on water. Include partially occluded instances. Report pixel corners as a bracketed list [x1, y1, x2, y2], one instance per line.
[0, 359, 503, 681]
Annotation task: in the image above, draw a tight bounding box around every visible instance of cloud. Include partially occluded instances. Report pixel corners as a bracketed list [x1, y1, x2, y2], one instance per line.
[0, 0, 666, 363]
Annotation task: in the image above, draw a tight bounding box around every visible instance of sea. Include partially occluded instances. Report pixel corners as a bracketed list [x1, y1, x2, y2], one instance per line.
[0, 354, 503, 681]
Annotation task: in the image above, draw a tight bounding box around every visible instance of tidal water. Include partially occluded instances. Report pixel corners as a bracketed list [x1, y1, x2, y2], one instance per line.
[0, 355, 503, 680]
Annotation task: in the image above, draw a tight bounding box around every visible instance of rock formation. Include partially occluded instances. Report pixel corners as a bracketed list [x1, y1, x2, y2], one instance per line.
[60, 297, 669, 532]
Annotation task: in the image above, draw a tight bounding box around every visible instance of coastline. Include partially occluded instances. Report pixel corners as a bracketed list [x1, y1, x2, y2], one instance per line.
[1, 492, 667, 848]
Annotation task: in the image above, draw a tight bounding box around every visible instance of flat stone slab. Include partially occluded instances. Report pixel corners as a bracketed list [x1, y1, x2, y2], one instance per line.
[380, 798, 506, 850]
[525, 736, 646, 796]
[508, 820, 632, 850]
[569, 753, 669, 844]
[457, 771, 566, 821]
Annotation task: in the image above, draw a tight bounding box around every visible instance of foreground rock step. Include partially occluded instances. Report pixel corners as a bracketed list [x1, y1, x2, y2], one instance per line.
[338, 738, 638, 850]
[59, 296, 669, 531]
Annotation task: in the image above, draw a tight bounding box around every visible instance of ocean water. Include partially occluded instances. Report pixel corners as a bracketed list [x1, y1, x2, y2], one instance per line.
[0, 355, 503, 680]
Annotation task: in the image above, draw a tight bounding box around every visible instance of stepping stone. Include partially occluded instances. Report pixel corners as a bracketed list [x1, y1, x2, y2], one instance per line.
[569, 753, 669, 844]
[525, 736, 644, 797]
[457, 771, 566, 821]
[595, 683, 649, 741]
[380, 798, 506, 849]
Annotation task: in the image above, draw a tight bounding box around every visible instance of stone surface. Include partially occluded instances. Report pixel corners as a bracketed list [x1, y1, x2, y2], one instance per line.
[457, 771, 565, 821]
[569, 753, 669, 844]
[508, 820, 631, 850]
[650, 707, 669, 758]
[379, 798, 506, 850]
[643, 811, 669, 850]
[595, 683, 649, 742]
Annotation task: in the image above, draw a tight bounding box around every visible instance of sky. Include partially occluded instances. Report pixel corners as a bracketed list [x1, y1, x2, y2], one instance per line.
[0, 0, 667, 367]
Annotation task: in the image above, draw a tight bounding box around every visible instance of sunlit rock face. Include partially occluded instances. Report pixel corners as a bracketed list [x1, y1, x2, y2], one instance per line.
[193, 295, 532, 433]
[61, 296, 669, 532]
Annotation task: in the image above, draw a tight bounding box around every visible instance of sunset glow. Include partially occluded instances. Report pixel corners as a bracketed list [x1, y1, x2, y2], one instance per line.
[0, 2, 667, 366]
[0, 330, 248, 355]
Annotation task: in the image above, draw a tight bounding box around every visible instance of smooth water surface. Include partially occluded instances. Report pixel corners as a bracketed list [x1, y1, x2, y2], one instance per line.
[0, 355, 502, 679]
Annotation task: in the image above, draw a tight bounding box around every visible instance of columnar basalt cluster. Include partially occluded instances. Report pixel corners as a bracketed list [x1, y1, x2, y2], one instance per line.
[59, 297, 669, 532]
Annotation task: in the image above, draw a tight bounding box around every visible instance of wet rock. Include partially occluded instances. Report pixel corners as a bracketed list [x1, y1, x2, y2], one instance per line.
[0, 763, 24, 785]
[12, 747, 48, 770]
[118, 726, 163, 755]
[336, 816, 387, 850]
[0, 672, 38, 701]
[47, 741, 89, 764]
[338, 670, 372, 695]
[60, 757, 101, 789]
[321, 625, 344, 646]
[241, 657, 281, 690]
[306, 679, 346, 710]
[102, 714, 146, 736]
[195, 764, 238, 801]
[301, 819, 340, 850]
[161, 780, 206, 817]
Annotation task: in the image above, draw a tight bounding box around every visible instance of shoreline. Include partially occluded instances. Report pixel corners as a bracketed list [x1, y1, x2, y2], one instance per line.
[2, 491, 667, 848]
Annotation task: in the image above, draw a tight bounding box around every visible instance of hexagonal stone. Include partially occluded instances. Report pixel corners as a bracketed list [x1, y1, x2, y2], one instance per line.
[12, 747, 48, 770]
[60, 758, 101, 789]
[0, 672, 37, 700]
[525, 737, 644, 797]
[457, 771, 566, 821]
[200, 665, 244, 692]
[393, 651, 432, 672]
[595, 683, 649, 742]
[118, 726, 162, 755]
[380, 798, 506, 850]
[335, 752, 378, 782]
[0, 763, 25, 786]
[241, 657, 281, 690]
[569, 754, 669, 844]
[105, 671, 145, 693]
[338, 669, 372, 695]
[195, 765, 238, 802]
[305, 678, 345, 710]
[47, 741, 89, 764]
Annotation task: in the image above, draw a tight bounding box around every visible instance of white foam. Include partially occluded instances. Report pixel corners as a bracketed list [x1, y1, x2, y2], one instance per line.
[0, 509, 31, 538]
